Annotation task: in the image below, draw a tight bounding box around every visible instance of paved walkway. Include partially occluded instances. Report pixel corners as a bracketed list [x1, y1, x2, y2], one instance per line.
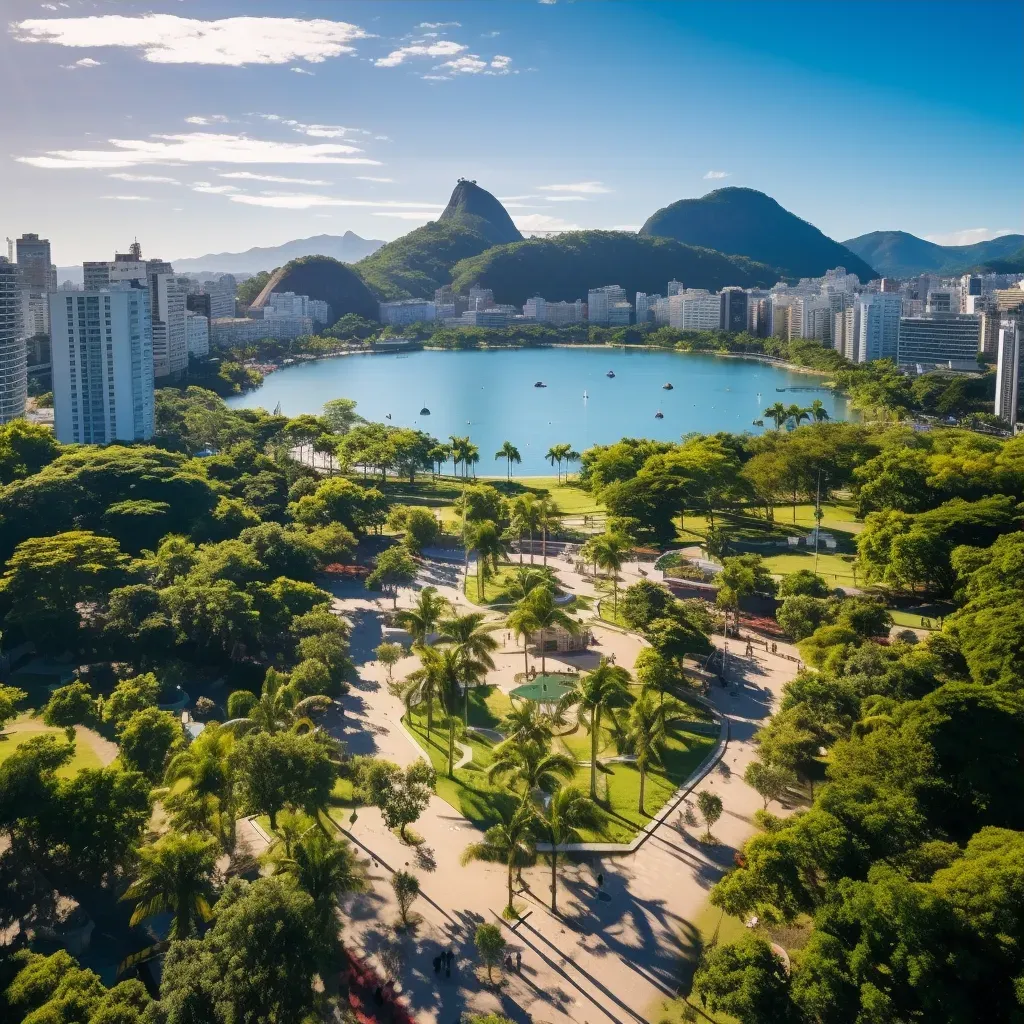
[326, 554, 800, 1024]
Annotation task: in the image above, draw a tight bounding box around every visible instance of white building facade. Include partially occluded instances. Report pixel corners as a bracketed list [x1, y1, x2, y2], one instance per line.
[995, 319, 1020, 428]
[185, 311, 210, 357]
[857, 293, 903, 363]
[378, 299, 435, 326]
[0, 259, 28, 424]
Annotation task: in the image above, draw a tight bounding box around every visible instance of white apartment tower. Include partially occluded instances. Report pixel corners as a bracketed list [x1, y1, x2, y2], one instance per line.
[150, 272, 189, 378]
[587, 285, 627, 325]
[668, 290, 722, 331]
[185, 311, 210, 357]
[0, 259, 29, 423]
[49, 286, 155, 445]
[995, 320, 1021, 428]
[857, 293, 903, 362]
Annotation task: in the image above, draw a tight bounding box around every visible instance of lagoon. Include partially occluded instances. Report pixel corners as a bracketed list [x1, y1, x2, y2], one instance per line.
[225, 347, 849, 476]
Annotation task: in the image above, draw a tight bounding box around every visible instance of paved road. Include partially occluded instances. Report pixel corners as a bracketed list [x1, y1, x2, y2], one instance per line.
[327, 555, 799, 1024]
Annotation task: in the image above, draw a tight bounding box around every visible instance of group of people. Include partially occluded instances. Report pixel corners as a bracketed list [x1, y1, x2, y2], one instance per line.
[432, 948, 456, 978]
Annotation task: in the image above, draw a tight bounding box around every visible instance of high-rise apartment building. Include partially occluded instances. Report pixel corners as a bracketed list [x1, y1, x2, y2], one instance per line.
[897, 313, 981, 368]
[926, 289, 956, 313]
[959, 274, 982, 312]
[49, 285, 155, 444]
[468, 286, 494, 311]
[667, 280, 684, 297]
[150, 273, 189, 378]
[587, 285, 627, 325]
[995, 320, 1021, 429]
[857, 293, 903, 362]
[185, 311, 210, 358]
[15, 234, 56, 292]
[0, 259, 29, 423]
[833, 304, 861, 362]
[668, 290, 721, 331]
[720, 287, 748, 333]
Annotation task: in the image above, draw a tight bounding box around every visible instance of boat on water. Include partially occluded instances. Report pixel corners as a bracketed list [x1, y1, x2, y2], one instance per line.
[583, 390, 589, 399]
[662, 382, 674, 390]
[606, 370, 616, 378]
[420, 407, 430, 415]
[655, 410, 664, 419]
[534, 381, 547, 388]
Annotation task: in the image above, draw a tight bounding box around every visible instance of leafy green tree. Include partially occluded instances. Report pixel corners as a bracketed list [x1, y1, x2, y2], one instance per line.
[42, 682, 93, 728]
[693, 934, 791, 1023]
[355, 756, 436, 841]
[0, 419, 61, 484]
[744, 760, 797, 811]
[468, 519, 507, 600]
[756, 706, 823, 793]
[487, 740, 575, 797]
[778, 569, 831, 598]
[633, 647, 674, 706]
[462, 803, 536, 916]
[620, 578, 674, 630]
[475, 922, 507, 983]
[161, 576, 260, 663]
[460, 483, 504, 524]
[232, 731, 336, 830]
[402, 506, 441, 553]
[697, 789, 723, 842]
[391, 869, 421, 928]
[394, 584, 449, 644]
[118, 707, 184, 781]
[321, 397, 362, 434]
[557, 659, 633, 799]
[436, 610, 498, 721]
[645, 614, 711, 671]
[777, 595, 831, 641]
[158, 876, 323, 1024]
[375, 641, 404, 682]
[123, 831, 218, 938]
[521, 586, 578, 674]
[365, 546, 418, 608]
[101, 673, 161, 730]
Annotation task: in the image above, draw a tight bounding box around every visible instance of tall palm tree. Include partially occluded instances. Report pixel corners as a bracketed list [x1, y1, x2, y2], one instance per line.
[532, 785, 602, 913]
[506, 565, 553, 603]
[501, 701, 553, 747]
[763, 402, 788, 430]
[427, 444, 451, 478]
[429, 646, 464, 777]
[495, 441, 522, 482]
[437, 611, 498, 722]
[395, 585, 450, 645]
[122, 831, 218, 939]
[162, 724, 236, 850]
[505, 599, 540, 679]
[469, 520, 507, 600]
[787, 403, 811, 427]
[223, 672, 330, 736]
[626, 692, 679, 815]
[464, 441, 480, 479]
[590, 532, 628, 617]
[510, 494, 541, 564]
[522, 587, 579, 674]
[557, 659, 633, 800]
[275, 829, 364, 942]
[536, 495, 560, 567]
[449, 434, 469, 477]
[564, 449, 581, 481]
[461, 802, 536, 916]
[401, 642, 446, 744]
[809, 399, 830, 422]
[545, 446, 562, 482]
[487, 740, 576, 797]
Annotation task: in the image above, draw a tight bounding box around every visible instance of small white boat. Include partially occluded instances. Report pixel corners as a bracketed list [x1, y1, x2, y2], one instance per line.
[583, 390, 589, 400]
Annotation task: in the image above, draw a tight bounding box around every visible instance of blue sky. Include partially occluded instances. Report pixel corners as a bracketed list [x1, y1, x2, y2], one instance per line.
[2, 0, 1021, 266]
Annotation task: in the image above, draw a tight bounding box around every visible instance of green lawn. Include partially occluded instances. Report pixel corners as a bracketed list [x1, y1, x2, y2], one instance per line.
[0, 718, 102, 778]
[761, 548, 860, 585]
[404, 687, 716, 843]
[887, 604, 954, 630]
[464, 562, 590, 611]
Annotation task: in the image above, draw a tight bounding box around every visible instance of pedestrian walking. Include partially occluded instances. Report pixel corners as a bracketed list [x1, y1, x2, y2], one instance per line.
[433, 955, 442, 974]
[445, 950, 452, 978]
[516, 950, 522, 973]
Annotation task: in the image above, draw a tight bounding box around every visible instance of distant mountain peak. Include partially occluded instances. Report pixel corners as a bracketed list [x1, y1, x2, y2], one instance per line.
[842, 230, 1024, 277]
[438, 179, 522, 246]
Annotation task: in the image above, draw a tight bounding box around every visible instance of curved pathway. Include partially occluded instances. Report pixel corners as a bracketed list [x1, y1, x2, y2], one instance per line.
[326, 554, 800, 1024]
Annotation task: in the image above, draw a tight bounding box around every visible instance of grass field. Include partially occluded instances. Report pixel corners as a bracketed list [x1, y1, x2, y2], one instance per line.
[761, 549, 860, 585]
[404, 686, 715, 844]
[0, 717, 102, 777]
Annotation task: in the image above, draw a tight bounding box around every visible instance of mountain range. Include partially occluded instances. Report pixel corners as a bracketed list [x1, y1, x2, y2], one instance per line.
[842, 230, 1024, 278]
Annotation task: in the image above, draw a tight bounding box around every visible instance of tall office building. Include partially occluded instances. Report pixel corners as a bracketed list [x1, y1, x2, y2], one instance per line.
[959, 274, 982, 312]
[720, 288, 748, 333]
[467, 286, 494, 311]
[587, 285, 627, 325]
[185, 311, 210, 357]
[897, 313, 981, 368]
[995, 320, 1021, 428]
[667, 280, 684, 297]
[15, 234, 56, 292]
[857, 293, 903, 362]
[833, 304, 861, 361]
[0, 259, 29, 423]
[926, 289, 956, 313]
[49, 285, 155, 445]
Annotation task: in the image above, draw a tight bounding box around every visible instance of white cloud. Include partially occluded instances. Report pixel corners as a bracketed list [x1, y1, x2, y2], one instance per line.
[185, 114, 228, 125]
[499, 195, 540, 202]
[219, 171, 330, 185]
[371, 211, 439, 220]
[17, 132, 381, 169]
[490, 55, 512, 70]
[12, 14, 367, 67]
[290, 67, 314, 75]
[191, 182, 240, 194]
[101, 194, 152, 201]
[613, 225, 640, 232]
[375, 40, 465, 67]
[537, 181, 612, 194]
[228, 193, 444, 211]
[545, 196, 588, 202]
[296, 125, 352, 138]
[357, 176, 395, 183]
[703, 169, 730, 180]
[69, 56, 102, 68]
[418, 22, 461, 29]
[483, 31, 501, 38]
[440, 56, 487, 74]
[108, 172, 179, 184]
[924, 227, 1017, 246]
[421, 75, 450, 82]
[515, 214, 579, 233]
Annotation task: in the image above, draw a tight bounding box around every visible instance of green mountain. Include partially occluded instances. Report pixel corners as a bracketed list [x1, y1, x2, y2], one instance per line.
[640, 187, 876, 283]
[355, 180, 522, 300]
[977, 246, 1024, 275]
[449, 231, 778, 307]
[843, 230, 1024, 277]
[249, 254, 378, 324]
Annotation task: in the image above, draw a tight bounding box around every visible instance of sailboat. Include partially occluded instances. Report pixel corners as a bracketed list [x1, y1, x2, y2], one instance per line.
[583, 390, 589, 400]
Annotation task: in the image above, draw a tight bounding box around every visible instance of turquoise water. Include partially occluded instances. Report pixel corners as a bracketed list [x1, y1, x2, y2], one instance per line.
[225, 347, 848, 476]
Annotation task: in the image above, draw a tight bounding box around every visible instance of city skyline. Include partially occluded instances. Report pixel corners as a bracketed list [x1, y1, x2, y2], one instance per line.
[1, 0, 1021, 265]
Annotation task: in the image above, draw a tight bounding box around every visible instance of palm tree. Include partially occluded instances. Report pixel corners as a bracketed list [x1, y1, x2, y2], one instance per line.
[787, 403, 811, 427]
[419, 646, 463, 777]
[395, 585, 450, 645]
[532, 785, 602, 913]
[522, 587, 579, 674]
[223, 672, 330, 736]
[495, 441, 522, 482]
[545, 445, 562, 481]
[557, 659, 633, 800]
[536, 495, 560, 568]
[162, 724, 236, 851]
[626, 692, 678, 815]
[506, 565, 553, 603]
[809, 399, 830, 422]
[276, 829, 364, 944]
[501, 701, 553, 747]
[763, 402, 788, 429]
[400, 643, 446, 744]
[464, 441, 480, 479]
[427, 444, 450, 478]
[590, 532, 628, 617]
[122, 831, 218, 939]
[469, 520, 507, 601]
[461, 803, 536, 916]
[487, 740, 576, 797]
[437, 611, 498, 722]
[510, 494, 540, 564]
[449, 434, 469, 477]
[505, 600, 540, 679]
[564, 449, 581, 481]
